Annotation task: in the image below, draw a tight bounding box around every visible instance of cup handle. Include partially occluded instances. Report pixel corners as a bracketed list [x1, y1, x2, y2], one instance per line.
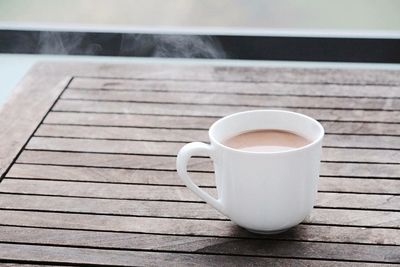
[176, 142, 226, 215]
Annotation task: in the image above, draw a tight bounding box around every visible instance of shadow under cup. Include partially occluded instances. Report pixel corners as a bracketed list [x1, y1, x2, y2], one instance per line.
[209, 110, 325, 234]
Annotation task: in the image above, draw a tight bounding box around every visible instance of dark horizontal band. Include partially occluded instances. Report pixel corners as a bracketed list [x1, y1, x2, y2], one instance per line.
[1, 30, 400, 63]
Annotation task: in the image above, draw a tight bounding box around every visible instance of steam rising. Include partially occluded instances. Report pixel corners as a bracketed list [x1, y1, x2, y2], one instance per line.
[38, 32, 105, 55]
[153, 35, 225, 58]
[120, 34, 226, 58]
[11, 31, 227, 59]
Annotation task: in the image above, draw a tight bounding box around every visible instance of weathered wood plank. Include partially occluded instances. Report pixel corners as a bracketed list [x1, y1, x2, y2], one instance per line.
[0, 64, 70, 177]
[0, 193, 223, 219]
[323, 135, 400, 149]
[321, 148, 399, 164]
[69, 77, 400, 97]
[0, 226, 398, 264]
[44, 112, 400, 136]
[1, 210, 400, 242]
[53, 99, 400, 123]
[16, 151, 400, 178]
[0, 224, 397, 252]
[0, 216, 400, 248]
[62, 88, 400, 110]
[1, 243, 388, 267]
[0, 179, 216, 204]
[1, 179, 398, 211]
[322, 162, 400, 178]
[36, 124, 208, 142]
[318, 177, 400, 194]
[16, 150, 179, 170]
[26, 137, 400, 164]
[0, 190, 398, 220]
[7, 164, 400, 194]
[44, 111, 218, 129]
[35, 124, 400, 149]
[60, 63, 400, 85]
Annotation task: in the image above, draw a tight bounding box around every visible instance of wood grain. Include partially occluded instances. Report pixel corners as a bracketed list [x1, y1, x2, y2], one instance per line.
[1, 242, 391, 266]
[16, 151, 400, 178]
[7, 164, 400, 194]
[0, 226, 398, 264]
[62, 88, 400, 110]
[0, 190, 398, 217]
[1, 63, 400, 265]
[35, 124, 400, 149]
[0, 224, 397, 248]
[53, 99, 400, 123]
[69, 77, 400, 97]
[44, 112, 400, 135]
[1, 209, 400, 241]
[26, 137, 400, 163]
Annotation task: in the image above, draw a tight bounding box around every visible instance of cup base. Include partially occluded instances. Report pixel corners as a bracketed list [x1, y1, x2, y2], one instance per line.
[246, 228, 290, 235]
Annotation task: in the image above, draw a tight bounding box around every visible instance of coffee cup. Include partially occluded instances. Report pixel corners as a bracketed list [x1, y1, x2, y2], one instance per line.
[176, 110, 324, 234]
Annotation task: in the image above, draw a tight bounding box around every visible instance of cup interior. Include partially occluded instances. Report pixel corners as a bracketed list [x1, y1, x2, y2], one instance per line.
[209, 110, 324, 152]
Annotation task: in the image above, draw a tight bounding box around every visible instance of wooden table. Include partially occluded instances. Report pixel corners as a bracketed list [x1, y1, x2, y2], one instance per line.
[0, 62, 399, 266]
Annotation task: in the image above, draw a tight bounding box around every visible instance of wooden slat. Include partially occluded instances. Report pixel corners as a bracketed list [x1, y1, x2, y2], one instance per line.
[1, 179, 400, 221]
[58, 64, 400, 85]
[36, 124, 208, 142]
[53, 99, 400, 123]
[0, 193, 223, 219]
[62, 88, 400, 110]
[7, 164, 400, 194]
[1, 210, 399, 243]
[16, 151, 400, 178]
[323, 135, 400, 149]
[26, 137, 400, 164]
[0, 224, 397, 249]
[321, 162, 399, 178]
[7, 164, 194, 185]
[1, 179, 399, 211]
[0, 189, 398, 218]
[35, 124, 400, 149]
[69, 77, 400, 97]
[44, 112, 217, 129]
[0, 179, 214, 203]
[0, 226, 398, 264]
[44, 112, 400, 136]
[1, 243, 388, 267]
[17, 150, 178, 171]
[318, 177, 400, 194]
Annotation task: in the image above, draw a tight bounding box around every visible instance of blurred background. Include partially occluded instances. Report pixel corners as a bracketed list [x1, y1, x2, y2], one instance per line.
[1, 0, 400, 104]
[1, 0, 400, 31]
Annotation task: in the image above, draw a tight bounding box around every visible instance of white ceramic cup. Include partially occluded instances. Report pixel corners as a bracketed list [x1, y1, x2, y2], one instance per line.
[176, 110, 324, 234]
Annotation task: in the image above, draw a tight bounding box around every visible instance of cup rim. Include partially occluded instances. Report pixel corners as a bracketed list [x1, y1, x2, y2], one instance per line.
[209, 109, 325, 154]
